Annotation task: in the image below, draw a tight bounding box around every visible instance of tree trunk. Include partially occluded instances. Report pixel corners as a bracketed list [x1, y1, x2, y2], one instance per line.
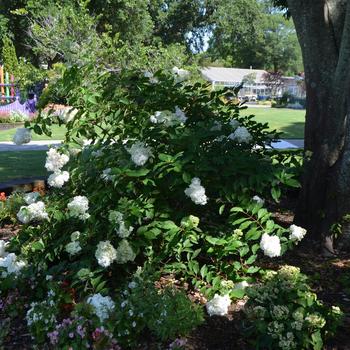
[287, 0, 350, 252]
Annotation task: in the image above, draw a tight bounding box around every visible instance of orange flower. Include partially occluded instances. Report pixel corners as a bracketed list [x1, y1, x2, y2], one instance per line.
[0, 192, 6, 201]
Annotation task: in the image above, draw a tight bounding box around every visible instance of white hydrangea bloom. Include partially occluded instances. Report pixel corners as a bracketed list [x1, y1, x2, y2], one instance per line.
[116, 239, 136, 264]
[228, 126, 253, 143]
[260, 233, 281, 258]
[48, 171, 70, 188]
[252, 195, 265, 205]
[210, 121, 222, 131]
[87, 293, 115, 322]
[45, 148, 69, 172]
[229, 119, 240, 129]
[174, 106, 187, 123]
[150, 109, 186, 126]
[101, 168, 114, 182]
[65, 241, 82, 256]
[13, 128, 31, 145]
[23, 192, 40, 205]
[0, 253, 26, 275]
[109, 211, 134, 238]
[289, 224, 307, 242]
[184, 177, 208, 205]
[127, 141, 153, 166]
[0, 240, 7, 257]
[67, 196, 90, 220]
[70, 231, 80, 241]
[56, 107, 78, 123]
[143, 71, 158, 84]
[95, 241, 117, 267]
[233, 281, 249, 290]
[172, 66, 190, 82]
[206, 294, 231, 316]
[17, 201, 49, 224]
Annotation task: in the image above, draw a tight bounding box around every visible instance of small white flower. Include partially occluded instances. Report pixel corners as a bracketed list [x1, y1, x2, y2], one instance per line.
[172, 66, 190, 82]
[65, 241, 82, 256]
[128, 281, 138, 289]
[23, 192, 40, 205]
[67, 196, 90, 220]
[210, 121, 222, 131]
[70, 231, 80, 241]
[127, 141, 153, 166]
[17, 201, 48, 224]
[229, 119, 240, 129]
[233, 281, 249, 290]
[228, 126, 252, 143]
[48, 171, 70, 188]
[101, 168, 114, 182]
[0, 253, 27, 275]
[184, 177, 208, 205]
[45, 148, 69, 172]
[260, 233, 281, 258]
[87, 293, 115, 322]
[95, 241, 117, 268]
[174, 106, 187, 123]
[206, 294, 231, 316]
[289, 224, 307, 242]
[13, 128, 31, 145]
[0, 240, 7, 257]
[252, 195, 265, 205]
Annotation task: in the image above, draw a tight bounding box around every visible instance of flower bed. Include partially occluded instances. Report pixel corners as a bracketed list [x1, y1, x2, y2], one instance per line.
[0, 68, 343, 349]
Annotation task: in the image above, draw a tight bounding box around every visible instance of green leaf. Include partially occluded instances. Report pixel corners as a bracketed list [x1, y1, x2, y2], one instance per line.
[245, 228, 261, 241]
[245, 255, 257, 264]
[124, 169, 150, 177]
[31, 240, 45, 252]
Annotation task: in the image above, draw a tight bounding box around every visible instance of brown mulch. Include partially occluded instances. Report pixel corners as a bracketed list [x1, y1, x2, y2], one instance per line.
[2, 220, 350, 349]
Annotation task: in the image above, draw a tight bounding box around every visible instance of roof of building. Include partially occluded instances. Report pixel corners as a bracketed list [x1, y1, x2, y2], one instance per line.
[200, 67, 268, 84]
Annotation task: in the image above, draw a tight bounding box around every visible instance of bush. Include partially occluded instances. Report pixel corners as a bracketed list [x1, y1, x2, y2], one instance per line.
[0, 67, 306, 347]
[244, 265, 343, 350]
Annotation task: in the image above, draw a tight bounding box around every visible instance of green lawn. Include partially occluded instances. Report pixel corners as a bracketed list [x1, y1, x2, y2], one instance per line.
[0, 124, 67, 142]
[0, 108, 305, 141]
[0, 151, 48, 183]
[248, 107, 305, 139]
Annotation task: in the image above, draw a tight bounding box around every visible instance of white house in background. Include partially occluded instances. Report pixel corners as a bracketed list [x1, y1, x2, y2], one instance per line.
[200, 67, 305, 99]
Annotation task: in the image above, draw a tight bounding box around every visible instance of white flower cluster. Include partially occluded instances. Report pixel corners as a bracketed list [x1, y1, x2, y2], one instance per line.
[48, 171, 70, 188]
[109, 211, 134, 238]
[17, 201, 49, 224]
[24, 191, 40, 205]
[127, 141, 153, 166]
[143, 71, 158, 84]
[289, 224, 307, 242]
[206, 294, 231, 316]
[229, 119, 240, 129]
[55, 107, 78, 123]
[210, 121, 222, 131]
[150, 107, 187, 126]
[12, 128, 31, 145]
[252, 195, 265, 205]
[184, 177, 208, 205]
[260, 233, 281, 258]
[95, 241, 117, 267]
[101, 168, 115, 182]
[26, 295, 56, 328]
[67, 196, 90, 220]
[228, 126, 253, 143]
[65, 231, 82, 256]
[0, 241, 26, 276]
[45, 148, 70, 188]
[172, 66, 190, 82]
[45, 148, 69, 172]
[87, 293, 115, 322]
[115, 239, 136, 264]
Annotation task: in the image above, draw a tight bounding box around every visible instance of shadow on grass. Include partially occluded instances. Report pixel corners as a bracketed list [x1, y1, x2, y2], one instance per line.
[279, 122, 305, 139]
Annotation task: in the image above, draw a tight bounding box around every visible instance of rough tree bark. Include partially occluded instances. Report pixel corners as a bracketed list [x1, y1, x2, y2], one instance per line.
[287, 0, 350, 252]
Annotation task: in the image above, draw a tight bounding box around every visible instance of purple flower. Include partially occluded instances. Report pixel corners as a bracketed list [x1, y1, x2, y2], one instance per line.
[69, 332, 74, 338]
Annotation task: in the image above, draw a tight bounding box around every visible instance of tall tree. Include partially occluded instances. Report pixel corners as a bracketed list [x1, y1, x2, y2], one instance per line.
[273, 0, 350, 252]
